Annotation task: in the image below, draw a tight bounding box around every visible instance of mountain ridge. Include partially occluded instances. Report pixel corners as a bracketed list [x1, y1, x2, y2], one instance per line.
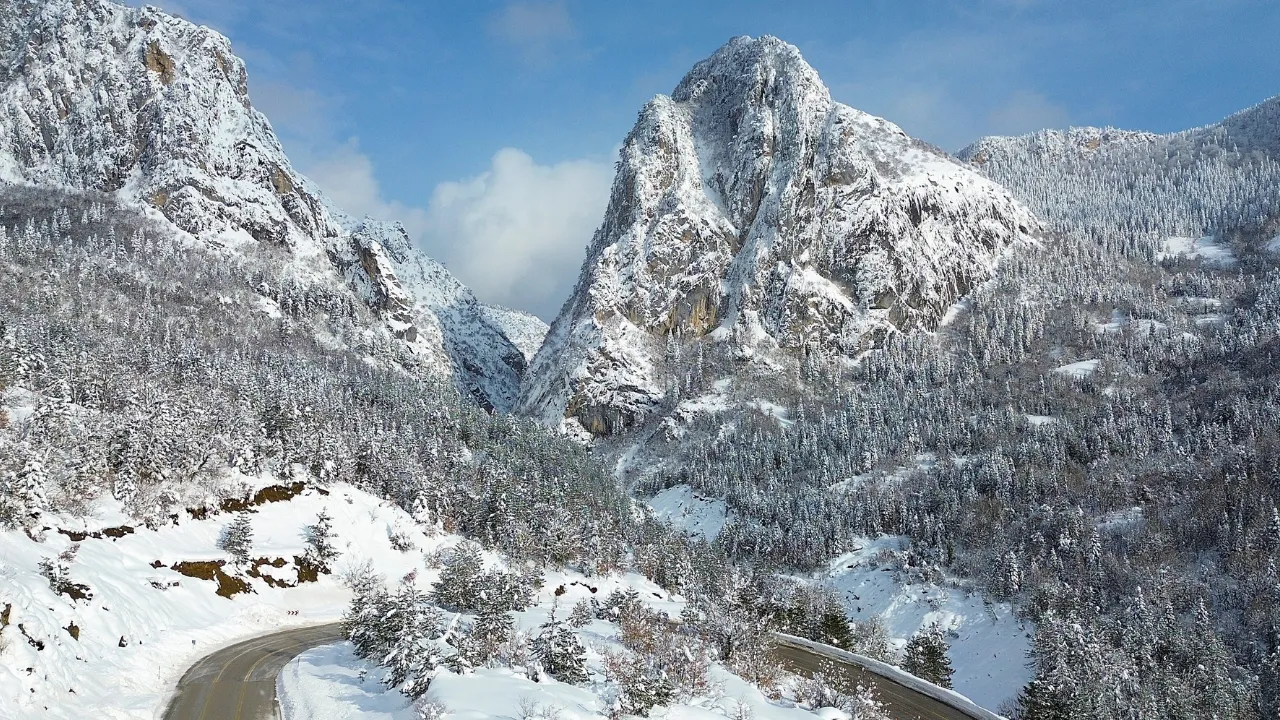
[0, 0, 541, 411]
[518, 35, 1041, 436]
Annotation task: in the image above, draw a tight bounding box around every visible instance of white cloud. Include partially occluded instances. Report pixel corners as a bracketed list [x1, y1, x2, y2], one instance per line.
[302, 141, 429, 238]
[302, 144, 612, 322]
[419, 148, 613, 320]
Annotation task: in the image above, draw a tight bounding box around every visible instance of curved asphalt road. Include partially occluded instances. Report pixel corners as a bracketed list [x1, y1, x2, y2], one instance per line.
[162, 623, 345, 720]
[773, 642, 983, 720]
[164, 623, 987, 720]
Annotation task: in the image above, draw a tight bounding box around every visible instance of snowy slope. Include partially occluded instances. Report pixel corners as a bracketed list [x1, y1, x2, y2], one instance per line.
[818, 537, 1032, 711]
[0, 479, 443, 719]
[519, 36, 1040, 435]
[958, 95, 1280, 241]
[0, 0, 530, 410]
[480, 306, 550, 363]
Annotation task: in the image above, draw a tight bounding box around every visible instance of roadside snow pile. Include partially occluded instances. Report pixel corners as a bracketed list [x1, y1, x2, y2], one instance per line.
[646, 486, 729, 541]
[819, 536, 1032, 711]
[279, 573, 821, 720]
[0, 479, 441, 720]
[279, 642, 416, 719]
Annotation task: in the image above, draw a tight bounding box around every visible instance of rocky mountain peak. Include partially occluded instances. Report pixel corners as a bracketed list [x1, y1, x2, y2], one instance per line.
[518, 36, 1041, 436]
[0, 0, 538, 411]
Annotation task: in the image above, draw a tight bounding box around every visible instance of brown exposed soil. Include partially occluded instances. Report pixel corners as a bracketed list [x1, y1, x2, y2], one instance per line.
[57, 525, 135, 542]
[65, 623, 79, 641]
[293, 555, 322, 584]
[245, 556, 294, 588]
[187, 480, 310, 519]
[170, 560, 253, 599]
[59, 582, 92, 602]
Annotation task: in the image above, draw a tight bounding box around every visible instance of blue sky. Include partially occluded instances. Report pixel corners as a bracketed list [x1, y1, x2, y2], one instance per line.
[153, 0, 1280, 320]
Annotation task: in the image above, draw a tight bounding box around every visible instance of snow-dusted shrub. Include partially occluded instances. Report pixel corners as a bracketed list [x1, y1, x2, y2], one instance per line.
[849, 616, 894, 663]
[683, 591, 777, 693]
[414, 697, 448, 720]
[613, 602, 711, 701]
[388, 525, 415, 553]
[517, 697, 565, 720]
[794, 663, 890, 720]
[602, 649, 675, 718]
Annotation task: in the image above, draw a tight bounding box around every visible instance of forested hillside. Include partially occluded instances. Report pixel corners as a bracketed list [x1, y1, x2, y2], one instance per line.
[0, 185, 638, 568]
[617, 103, 1280, 718]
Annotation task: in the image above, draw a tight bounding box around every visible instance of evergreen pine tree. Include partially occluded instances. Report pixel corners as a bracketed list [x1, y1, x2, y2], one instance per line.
[467, 601, 514, 667]
[13, 455, 49, 524]
[382, 574, 443, 698]
[816, 604, 855, 651]
[568, 598, 596, 628]
[902, 623, 954, 689]
[531, 617, 588, 684]
[218, 512, 254, 565]
[433, 541, 484, 611]
[302, 509, 339, 573]
[345, 565, 391, 661]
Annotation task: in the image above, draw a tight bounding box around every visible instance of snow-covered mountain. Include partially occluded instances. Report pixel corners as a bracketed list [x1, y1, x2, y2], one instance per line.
[958, 95, 1280, 241]
[0, 0, 539, 411]
[518, 35, 1040, 436]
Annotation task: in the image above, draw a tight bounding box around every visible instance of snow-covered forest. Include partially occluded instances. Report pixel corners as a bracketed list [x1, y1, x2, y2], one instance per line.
[626, 114, 1280, 718]
[2, 1, 1279, 718]
[0, 185, 642, 567]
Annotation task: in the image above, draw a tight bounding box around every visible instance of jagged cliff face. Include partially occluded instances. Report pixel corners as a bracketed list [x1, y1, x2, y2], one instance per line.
[518, 36, 1041, 436]
[0, 0, 540, 411]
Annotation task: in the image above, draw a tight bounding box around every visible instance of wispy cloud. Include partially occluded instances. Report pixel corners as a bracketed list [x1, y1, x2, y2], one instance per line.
[487, 1, 576, 66]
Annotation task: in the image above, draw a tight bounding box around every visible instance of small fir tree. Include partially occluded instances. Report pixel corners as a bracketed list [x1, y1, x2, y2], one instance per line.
[568, 598, 596, 628]
[302, 509, 339, 572]
[531, 617, 588, 684]
[902, 622, 954, 689]
[219, 512, 254, 565]
[433, 541, 485, 611]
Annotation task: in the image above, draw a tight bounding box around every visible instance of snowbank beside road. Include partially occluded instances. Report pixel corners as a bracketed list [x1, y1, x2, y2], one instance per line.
[0, 479, 442, 719]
